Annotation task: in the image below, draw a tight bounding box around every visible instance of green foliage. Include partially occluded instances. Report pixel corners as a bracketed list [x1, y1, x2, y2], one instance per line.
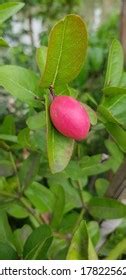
[0, 3, 126, 260]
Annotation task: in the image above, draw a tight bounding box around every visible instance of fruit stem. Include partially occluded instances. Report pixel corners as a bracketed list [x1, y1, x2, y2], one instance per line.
[49, 85, 56, 100]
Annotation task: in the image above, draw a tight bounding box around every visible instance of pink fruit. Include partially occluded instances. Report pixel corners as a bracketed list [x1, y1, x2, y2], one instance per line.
[50, 95, 90, 141]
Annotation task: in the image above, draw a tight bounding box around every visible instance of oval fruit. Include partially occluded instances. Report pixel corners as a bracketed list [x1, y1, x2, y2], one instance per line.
[50, 95, 90, 141]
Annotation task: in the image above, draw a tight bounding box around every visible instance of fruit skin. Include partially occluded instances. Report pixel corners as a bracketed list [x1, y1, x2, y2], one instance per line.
[50, 95, 90, 141]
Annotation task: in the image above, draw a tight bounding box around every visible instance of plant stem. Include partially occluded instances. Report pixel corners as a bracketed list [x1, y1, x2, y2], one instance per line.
[19, 197, 42, 225]
[76, 180, 88, 211]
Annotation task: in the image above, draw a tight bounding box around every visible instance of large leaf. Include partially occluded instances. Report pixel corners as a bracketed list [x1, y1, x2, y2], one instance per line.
[105, 123, 126, 152]
[40, 15, 87, 88]
[23, 225, 52, 259]
[66, 220, 97, 260]
[0, 2, 24, 25]
[0, 65, 41, 107]
[45, 95, 74, 173]
[87, 197, 126, 219]
[25, 182, 55, 213]
[51, 185, 65, 230]
[104, 39, 123, 87]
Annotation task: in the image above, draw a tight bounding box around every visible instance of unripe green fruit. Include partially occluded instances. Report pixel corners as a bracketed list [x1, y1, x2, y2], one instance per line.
[50, 95, 90, 141]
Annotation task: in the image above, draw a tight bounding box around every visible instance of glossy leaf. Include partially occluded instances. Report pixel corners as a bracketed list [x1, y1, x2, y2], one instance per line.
[66, 220, 97, 260]
[87, 197, 126, 219]
[23, 225, 52, 259]
[51, 185, 65, 230]
[45, 95, 74, 173]
[0, 2, 24, 25]
[0, 65, 41, 107]
[40, 15, 87, 88]
[104, 39, 123, 87]
[26, 112, 46, 130]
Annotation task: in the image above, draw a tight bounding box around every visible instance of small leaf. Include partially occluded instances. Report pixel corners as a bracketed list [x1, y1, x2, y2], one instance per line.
[23, 225, 52, 260]
[66, 220, 97, 260]
[25, 182, 55, 213]
[7, 202, 29, 219]
[0, 2, 24, 25]
[36, 46, 47, 74]
[45, 95, 74, 173]
[104, 39, 123, 87]
[26, 112, 46, 130]
[40, 15, 87, 88]
[87, 197, 126, 219]
[51, 185, 65, 230]
[0, 65, 41, 107]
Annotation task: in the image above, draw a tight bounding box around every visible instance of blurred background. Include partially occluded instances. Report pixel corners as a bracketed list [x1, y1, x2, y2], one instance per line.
[0, 0, 123, 127]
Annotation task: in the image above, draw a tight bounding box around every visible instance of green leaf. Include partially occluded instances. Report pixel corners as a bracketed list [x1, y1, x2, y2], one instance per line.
[87, 221, 100, 246]
[19, 152, 41, 190]
[119, 72, 126, 87]
[87, 197, 126, 219]
[36, 46, 47, 74]
[0, 210, 14, 245]
[26, 112, 46, 130]
[45, 95, 74, 173]
[23, 225, 52, 260]
[105, 139, 124, 172]
[0, 160, 13, 177]
[105, 238, 126, 260]
[51, 185, 65, 230]
[14, 225, 32, 257]
[40, 15, 87, 88]
[102, 92, 126, 128]
[104, 39, 123, 87]
[0, 134, 17, 143]
[105, 123, 126, 152]
[7, 202, 29, 219]
[95, 178, 109, 197]
[0, 242, 17, 260]
[25, 182, 55, 213]
[66, 220, 97, 260]
[0, 2, 24, 25]
[0, 65, 41, 107]
[0, 115, 15, 135]
[82, 103, 97, 126]
[0, 37, 9, 47]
